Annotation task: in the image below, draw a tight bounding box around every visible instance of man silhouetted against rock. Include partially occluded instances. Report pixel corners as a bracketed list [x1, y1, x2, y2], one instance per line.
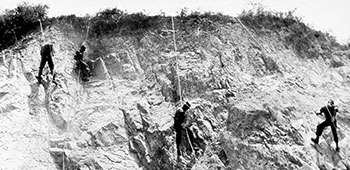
[74, 45, 91, 81]
[311, 99, 339, 151]
[174, 101, 191, 159]
[37, 43, 55, 83]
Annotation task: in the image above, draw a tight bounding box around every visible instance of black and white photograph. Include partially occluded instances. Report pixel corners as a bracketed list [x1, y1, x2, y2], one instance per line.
[0, 0, 350, 169]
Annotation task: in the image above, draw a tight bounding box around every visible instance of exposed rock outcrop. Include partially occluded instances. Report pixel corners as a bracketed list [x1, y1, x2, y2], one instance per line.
[1, 17, 350, 170]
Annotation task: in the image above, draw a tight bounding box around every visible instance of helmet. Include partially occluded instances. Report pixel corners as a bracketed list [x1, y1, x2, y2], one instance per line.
[80, 45, 86, 52]
[182, 101, 191, 111]
[328, 99, 334, 107]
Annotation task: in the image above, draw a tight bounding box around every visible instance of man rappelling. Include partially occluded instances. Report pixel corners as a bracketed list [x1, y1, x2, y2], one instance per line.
[37, 42, 55, 84]
[74, 44, 92, 82]
[311, 99, 340, 151]
[174, 101, 191, 159]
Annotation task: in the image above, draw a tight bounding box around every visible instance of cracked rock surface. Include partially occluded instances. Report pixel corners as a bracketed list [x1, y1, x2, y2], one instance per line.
[1, 20, 350, 170]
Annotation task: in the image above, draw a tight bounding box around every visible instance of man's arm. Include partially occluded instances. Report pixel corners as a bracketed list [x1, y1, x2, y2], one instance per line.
[315, 109, 322, 115]
[332, 108, 338, 123]
[50, 44, 54, 56]
[182, 111, 193, 128]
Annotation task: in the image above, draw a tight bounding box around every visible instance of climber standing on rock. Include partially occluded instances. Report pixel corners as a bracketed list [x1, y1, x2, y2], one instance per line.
[311, 99, 340, 151]
[174, 101, 191, 160]
[74, 44, 91, 82]
[37, 43, 55, 84]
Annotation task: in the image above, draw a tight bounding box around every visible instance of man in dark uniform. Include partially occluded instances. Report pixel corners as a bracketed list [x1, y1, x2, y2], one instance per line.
[174, 102, 191, 158]
[37, 43, 54, 83]
[74, 45, 91, 81]
[311, 99, 340, 151]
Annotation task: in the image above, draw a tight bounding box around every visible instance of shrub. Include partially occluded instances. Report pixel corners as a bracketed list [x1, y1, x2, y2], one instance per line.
[0, 2, 48, 51]
[53, 14, 89, 32]
[90, 8, 155, 36]
[239, 8, 338, 59]
[89, 8, 235, 37]
[178, 9, 235, 32]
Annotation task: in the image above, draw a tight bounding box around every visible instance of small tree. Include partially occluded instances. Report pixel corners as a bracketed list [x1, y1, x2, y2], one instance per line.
[0, 2, 48, 51]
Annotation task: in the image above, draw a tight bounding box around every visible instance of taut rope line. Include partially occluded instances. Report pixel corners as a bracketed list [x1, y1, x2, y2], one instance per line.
[171, 16, 182, 101]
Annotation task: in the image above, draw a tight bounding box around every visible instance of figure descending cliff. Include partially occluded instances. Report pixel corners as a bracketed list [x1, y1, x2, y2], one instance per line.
[37, 43, 55, 84]
[311, 99, 340, 151]
[174, 101, 191, 159]
[74, 45, 92, 82]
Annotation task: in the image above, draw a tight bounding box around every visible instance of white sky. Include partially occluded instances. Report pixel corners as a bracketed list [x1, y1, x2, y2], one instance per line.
[1, 0, 349, 44]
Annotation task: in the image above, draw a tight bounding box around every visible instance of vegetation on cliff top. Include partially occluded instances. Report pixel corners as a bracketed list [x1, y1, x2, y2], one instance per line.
[0, 2, 48, 51]
[239, 7, 343, 59]
[1, 3, 348, 59]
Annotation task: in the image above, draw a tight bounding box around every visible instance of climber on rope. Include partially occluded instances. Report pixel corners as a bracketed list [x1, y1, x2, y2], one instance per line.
[174, 101, 191, 159]
[74, 44, 92, 82]
[37, 43, 56, 84]
[311, 99, 340, 151]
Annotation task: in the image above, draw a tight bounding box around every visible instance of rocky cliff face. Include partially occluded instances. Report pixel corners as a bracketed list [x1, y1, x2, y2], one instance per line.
[1, 19, 350, 170]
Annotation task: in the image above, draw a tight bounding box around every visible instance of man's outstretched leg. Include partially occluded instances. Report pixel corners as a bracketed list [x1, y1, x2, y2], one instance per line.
[37, 58, 46, 83]
[312, 121, 328, 144]
[330, 123, 339, 151]
[47, 55, 56, 82]
[176, 128, 182, 159]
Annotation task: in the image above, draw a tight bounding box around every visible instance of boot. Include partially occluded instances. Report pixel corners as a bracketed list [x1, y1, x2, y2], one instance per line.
[52, 72, 56, 81]
[336, 143, 340, 152]
[336, 147, 340, 152]
[36, 76, 42, 84]
[311, 137, 319, 144]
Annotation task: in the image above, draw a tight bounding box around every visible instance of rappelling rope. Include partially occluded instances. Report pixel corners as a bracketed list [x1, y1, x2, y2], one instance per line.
[38, 19, 51, 170]
[185, 128, 195, 156]
[62, 19, 93, 170]
[172, 16, 196, 162]
[171, 16, 182, 102]
[171, 16, 177, 52]
[83, 17, 91, 44]
[38, 18, 67, 169]
[63, 18, 92, 169]
[74, 17, 91, 100]
[38, 19, 45, 46]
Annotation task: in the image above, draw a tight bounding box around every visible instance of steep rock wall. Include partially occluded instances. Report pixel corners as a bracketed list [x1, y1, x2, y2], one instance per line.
[1, 20, 350, 170]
